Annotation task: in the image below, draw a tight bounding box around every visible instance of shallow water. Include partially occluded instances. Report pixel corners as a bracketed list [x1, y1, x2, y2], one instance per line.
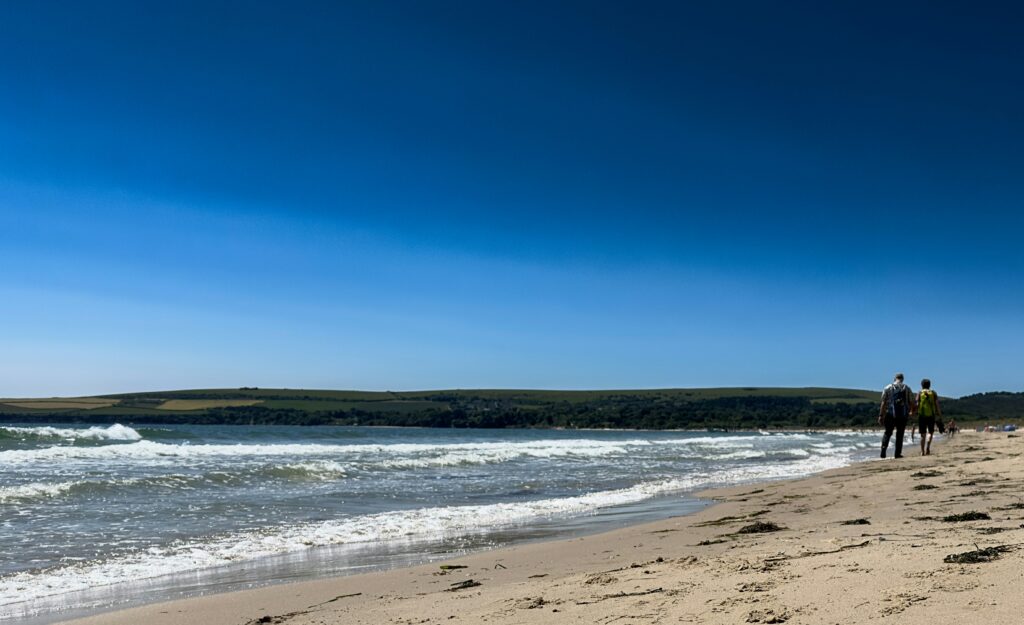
[0, 424, 877, 622]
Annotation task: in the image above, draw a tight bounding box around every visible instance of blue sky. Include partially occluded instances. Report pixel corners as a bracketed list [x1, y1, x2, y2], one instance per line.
[2, 1, 1022, 397]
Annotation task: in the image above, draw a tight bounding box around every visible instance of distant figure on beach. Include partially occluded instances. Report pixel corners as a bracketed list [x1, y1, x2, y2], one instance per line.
[947, 418, 957, 437]
[916, 379, 942, 455]
[879, 373, 914, 459]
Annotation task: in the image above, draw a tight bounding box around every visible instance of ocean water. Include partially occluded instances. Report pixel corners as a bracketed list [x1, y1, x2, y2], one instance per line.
[0, 424, 877, 622]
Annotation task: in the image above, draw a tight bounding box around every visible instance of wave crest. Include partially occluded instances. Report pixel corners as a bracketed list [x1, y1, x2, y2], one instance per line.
[0, 424, 142, 442]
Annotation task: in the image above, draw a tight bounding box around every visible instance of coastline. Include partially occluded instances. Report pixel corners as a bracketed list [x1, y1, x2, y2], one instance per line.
[3, 428, 874, 624]
[53, 430, 1024, 625]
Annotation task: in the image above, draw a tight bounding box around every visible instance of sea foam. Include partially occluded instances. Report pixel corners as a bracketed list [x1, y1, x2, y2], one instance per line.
[0, 424, 142, 441]
[0, 451, 853, 609]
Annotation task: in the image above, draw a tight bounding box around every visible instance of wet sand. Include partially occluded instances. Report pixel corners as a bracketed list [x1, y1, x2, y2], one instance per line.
[60, 430, 1024, 625]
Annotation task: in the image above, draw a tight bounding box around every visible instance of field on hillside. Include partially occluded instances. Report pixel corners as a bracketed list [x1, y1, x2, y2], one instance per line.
[155, 399, 265, 410]
[0, 397, 119, 410]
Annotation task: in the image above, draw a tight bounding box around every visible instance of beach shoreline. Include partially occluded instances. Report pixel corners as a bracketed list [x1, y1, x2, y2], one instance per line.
[50, 430, 1024, 625]
[3, 427, 875, 624]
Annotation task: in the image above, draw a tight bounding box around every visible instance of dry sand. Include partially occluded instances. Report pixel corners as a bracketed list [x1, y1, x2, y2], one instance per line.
[60, 431, 1024, 625]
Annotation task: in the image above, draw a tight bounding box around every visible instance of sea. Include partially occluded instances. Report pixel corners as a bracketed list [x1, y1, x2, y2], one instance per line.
[0, 424, 878, 623]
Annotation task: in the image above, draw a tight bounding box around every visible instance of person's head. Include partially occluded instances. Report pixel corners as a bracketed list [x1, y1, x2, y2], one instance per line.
[894, 372, 904, 383]
[921, 378, 931, 389]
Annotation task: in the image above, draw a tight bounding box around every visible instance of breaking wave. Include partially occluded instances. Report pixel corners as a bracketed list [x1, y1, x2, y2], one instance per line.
[0, 451, 852, 607]
[0, 424, 142, 442]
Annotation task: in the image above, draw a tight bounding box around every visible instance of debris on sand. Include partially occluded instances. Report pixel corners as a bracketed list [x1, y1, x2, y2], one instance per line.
[976, 527, 1009, 535]
[736, 521, 785, 534]
[943, 545, 1012, 564]
[435, 564, 469, 575]
[841, 518, 871, 525]
[746, 608, 789, 623]
[912, 470, 943, 478]
[941, 511, 991, 522]
[446, 579, 482, 591]
[513, 596, 547, 609]
[959, 478, 994, 486]
[913, 484, 938, 491]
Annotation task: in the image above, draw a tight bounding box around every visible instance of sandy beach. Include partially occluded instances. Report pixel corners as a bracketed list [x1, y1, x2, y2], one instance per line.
[60, 430, 1024, 625]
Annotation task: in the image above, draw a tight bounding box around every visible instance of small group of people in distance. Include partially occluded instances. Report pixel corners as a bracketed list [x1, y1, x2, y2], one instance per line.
[878, 373, 956, 459]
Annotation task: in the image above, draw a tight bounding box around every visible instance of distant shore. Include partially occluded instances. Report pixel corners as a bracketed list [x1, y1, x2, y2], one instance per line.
[6, 387, 1021, 432]
[57, 430, 1024, 625]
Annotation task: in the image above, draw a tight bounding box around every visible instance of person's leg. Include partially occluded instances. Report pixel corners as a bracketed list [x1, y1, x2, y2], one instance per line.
[926, 420, 934, 455]
[920, 420, 927, 455]
[881, 416, 895, 458]
[895, 417, 906, 458]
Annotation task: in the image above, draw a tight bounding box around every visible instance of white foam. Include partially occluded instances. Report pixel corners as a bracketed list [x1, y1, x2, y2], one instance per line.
[0, 433, 869, 471]
[715, 450, 766, 460]
[277, 461, 349, 479]
[0, 438, 644, 466]
[821, 430, 876, 438]
[0, 482, 79, 504]
[0, 475, 205, 504]
[649, 435, 765, 445]
[0, 452, 855, 610]
[0, 424, 141, 441]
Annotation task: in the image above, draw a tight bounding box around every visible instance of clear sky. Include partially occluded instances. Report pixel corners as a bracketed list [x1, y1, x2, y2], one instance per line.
[2, 1, 1022, 397]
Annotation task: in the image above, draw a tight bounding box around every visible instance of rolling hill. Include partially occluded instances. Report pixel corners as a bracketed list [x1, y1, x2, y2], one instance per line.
[1, 387, 1018, 429]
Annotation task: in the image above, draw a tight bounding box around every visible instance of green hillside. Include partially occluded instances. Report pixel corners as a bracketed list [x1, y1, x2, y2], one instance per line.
[1, 387, 1018, 430]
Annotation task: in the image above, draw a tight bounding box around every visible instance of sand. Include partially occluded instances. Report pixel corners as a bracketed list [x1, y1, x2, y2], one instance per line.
[59, 431, 1024, 625]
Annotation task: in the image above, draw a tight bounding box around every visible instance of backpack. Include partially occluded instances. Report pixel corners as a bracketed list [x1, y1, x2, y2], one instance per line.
[889, 383, 908, 418]
[919, 389, 937, 417]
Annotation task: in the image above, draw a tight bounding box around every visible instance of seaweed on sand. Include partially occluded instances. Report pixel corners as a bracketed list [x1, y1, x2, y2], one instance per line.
[959, 478, 994, 486]
[943, 545, 1012, 564]
[913, 484, 939, 491]
[840, 518, 871, 525]
[735, 521, 785, 534]
[941, 511, 991, 522]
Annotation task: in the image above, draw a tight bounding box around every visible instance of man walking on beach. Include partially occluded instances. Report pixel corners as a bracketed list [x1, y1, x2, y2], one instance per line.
[879, 373, 914, 458]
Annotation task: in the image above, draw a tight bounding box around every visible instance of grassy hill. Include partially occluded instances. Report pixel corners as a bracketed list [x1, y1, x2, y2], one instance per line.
[1, 387, 1018, 430]
[0, 386, 876, 429]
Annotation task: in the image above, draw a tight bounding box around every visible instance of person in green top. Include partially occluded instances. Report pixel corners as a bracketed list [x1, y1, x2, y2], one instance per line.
[916, 378, 942, 456]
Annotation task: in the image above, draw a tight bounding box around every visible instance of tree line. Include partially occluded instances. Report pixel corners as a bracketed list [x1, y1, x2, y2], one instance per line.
[4, 391, 1021, 429]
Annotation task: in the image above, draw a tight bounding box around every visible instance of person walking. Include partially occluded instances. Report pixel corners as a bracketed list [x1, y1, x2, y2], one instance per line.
[916, 379, 942, 455]
[879, 373, 914, 458]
